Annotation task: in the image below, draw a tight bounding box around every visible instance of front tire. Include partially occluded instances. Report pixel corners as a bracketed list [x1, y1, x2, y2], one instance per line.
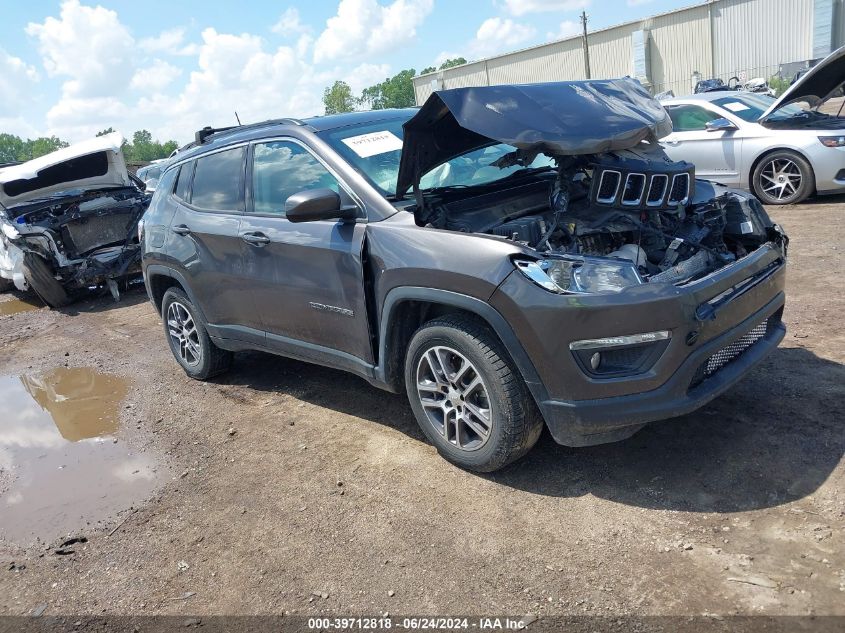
[752, 150, 813, 205]
[22, 253, 69, 308]
[161, 287, 232, 380]
[405, 314, 543, 472]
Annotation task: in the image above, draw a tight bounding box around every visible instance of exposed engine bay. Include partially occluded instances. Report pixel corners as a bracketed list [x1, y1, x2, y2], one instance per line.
[0, 132, 150, 306]
[413, 145, 786, 291]
[1, 186, 149, 302]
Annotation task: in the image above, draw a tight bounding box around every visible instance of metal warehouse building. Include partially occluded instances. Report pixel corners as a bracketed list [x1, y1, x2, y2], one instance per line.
[413, 0, 845, 103]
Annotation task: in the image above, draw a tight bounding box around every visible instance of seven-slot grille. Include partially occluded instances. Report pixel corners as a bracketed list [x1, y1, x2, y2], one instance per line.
[591, 159, 694, 210]
[689, 318, 769, 388]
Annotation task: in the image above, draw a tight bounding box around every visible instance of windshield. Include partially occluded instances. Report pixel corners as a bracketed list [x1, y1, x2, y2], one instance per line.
[712, 94, 802, 121]
[714, 92, 845, 123]
[319, 117, 554, 198]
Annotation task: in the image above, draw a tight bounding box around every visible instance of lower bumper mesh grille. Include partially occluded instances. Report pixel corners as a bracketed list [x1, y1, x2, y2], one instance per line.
[690, 318, 770, 389]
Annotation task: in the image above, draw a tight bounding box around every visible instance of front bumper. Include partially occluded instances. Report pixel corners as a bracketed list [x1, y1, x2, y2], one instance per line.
[538, 297, 784, 446]
[489, 241, 786, 446]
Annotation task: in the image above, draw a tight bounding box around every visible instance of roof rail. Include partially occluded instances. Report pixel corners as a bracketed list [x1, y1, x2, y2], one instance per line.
[194, 118, 306, 145]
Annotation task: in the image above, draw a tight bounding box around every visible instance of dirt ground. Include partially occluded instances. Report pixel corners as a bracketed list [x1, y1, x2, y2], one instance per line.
[0, 199, 843, 621]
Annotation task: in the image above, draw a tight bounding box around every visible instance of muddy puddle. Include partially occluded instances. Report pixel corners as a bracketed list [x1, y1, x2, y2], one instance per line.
[0, 295, 41, 317]
[0, 367, 163, 545]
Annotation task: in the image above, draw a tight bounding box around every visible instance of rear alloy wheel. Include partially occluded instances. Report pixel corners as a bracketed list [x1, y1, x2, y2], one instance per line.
[405, 314, 543, 472]
[161, 287, 232, 380]
[752, 151, 813, 205]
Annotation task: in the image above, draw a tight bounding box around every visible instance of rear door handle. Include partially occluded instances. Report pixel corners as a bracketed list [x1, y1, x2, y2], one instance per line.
[242, 232, 271, 246]
[172, 224, 191, 236]
[665, 140, 681, 146]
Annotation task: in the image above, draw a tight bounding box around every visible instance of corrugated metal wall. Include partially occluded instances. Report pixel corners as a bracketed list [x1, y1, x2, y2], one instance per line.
[712, 0, 814, 84]
[646, 4, 713, 96]
[413, 0, 842, 104]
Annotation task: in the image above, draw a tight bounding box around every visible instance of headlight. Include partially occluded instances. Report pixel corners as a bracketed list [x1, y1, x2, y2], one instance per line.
[514, 256, 644, 295]
[818, 136, 845, 147]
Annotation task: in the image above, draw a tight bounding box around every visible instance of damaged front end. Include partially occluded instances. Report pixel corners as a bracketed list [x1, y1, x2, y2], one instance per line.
[0, 133, 150, 306]
[397, 80, 788, 293]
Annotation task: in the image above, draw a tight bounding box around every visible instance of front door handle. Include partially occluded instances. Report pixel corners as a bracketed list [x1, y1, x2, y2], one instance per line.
[664, 140, 681, 146]
[242, 232, 271, 246]
[172, 224, 191, 236]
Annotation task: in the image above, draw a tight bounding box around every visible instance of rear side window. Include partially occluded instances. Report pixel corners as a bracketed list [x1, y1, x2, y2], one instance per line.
[155, 168, 178, 199]
[174, 162, 193, 201]
[666, 104, 717, 132]
[190, 147, 245, 211]
[251, 141, 339, 215]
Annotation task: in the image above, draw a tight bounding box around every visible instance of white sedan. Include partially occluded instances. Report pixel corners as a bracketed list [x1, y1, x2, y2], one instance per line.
[660, 45, 845, 205]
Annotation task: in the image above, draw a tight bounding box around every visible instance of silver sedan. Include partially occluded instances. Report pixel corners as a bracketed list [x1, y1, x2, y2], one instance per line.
[660, 47, 845, 205]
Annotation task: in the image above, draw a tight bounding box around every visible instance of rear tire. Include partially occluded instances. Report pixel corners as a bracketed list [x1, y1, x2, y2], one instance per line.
[752, 150, 814, 205]
[404, 314, 543, 472]
[22, 253, 69, 308]
[161, 287, 232, 380]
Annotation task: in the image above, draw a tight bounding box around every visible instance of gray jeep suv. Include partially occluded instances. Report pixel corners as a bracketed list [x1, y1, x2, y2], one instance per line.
[141, 79, 788, 472]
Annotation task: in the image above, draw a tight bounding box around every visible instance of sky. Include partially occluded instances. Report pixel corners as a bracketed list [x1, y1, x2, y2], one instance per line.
[0, 0, 693, 146]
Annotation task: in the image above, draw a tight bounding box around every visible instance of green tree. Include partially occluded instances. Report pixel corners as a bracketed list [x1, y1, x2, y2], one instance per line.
[359, 69, 417, 110]
[0, 133, 26, 163]
[420, 57, 467, 76]
[162, 140, 178, 156]
[24, 136, 69, 160]
[96, 127, 116, 137]
[438, 57, 466, 70]
[122, 129, 178, 162]
[322, 80, 356, 114]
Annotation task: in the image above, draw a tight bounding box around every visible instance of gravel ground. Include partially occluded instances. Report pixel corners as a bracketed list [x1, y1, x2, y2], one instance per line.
[0, 200, 842, 619]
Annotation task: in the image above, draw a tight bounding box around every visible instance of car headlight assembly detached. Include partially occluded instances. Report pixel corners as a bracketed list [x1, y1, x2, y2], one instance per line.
[514, 256, 644, 294]
[818, 136, 845, 147]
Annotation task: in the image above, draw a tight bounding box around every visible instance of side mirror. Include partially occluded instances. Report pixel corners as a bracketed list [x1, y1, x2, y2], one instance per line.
[285, 188, 356, 223]
[706, 117, 738, 132]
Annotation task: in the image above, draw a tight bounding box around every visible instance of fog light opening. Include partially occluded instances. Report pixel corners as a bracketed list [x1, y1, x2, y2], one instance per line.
[590, 352, 601, 371]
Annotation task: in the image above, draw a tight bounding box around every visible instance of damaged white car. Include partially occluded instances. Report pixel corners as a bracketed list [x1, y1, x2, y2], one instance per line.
[0, 132, 150, 307]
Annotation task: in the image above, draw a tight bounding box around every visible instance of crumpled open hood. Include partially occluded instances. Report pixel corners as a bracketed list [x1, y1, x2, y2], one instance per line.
[760, 44, 845, 121]
[0, 132, 130, 209]
[396, 78, 672, 197]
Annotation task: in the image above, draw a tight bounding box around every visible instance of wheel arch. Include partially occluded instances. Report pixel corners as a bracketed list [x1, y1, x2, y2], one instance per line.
[376, 287, 547, 406]
[144, 265, 207, 321]
[748, 146, 816, 199]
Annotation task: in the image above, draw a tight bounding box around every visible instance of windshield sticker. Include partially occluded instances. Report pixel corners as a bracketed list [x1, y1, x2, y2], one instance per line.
[722, 102, 750, 112]
[341, 131, 403, 158]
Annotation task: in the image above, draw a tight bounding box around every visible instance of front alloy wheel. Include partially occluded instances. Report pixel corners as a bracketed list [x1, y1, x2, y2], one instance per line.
[405, 314, 543, 472]
[753, 151, 813, 205]
[416, 346, 492, 451]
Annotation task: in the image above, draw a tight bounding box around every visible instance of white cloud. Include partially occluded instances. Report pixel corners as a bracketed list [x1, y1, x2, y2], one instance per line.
[26, 0, 135, 98]
[546, 19, 580, 41]
[129, 59, 182, 92]
[139, 28, 184, 53]
[470, 18, 537, 58]
[503, 0, 590, 15]
[271, 8, 310, 36]
[138, 27, 325, 142]
[0, 48, 39, 117]
[45, 95, 130, 140]
[627, 0, 654, 5]
[344, 62, 391, 94]
[314, 0, 434, 63]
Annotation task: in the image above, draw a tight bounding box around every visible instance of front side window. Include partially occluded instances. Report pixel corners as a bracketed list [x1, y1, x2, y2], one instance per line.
[666, 104, 719, 131]
[190, 147, 245, 211]
[251, 141, 340, 215]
